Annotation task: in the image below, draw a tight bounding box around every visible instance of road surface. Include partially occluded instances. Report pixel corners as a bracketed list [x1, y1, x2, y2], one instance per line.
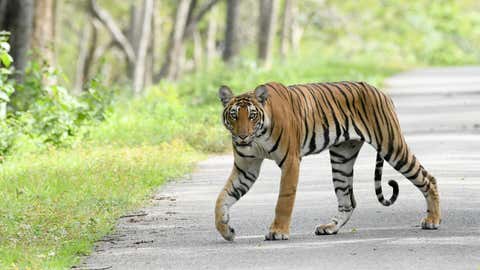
[80, 67, 480, 270]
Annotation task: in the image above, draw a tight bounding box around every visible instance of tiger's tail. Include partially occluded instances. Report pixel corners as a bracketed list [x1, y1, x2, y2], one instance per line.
[374, 152, 399, 206]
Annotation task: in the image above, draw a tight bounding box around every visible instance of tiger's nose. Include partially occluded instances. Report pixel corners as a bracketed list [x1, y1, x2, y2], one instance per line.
[238, 135, 248, 140]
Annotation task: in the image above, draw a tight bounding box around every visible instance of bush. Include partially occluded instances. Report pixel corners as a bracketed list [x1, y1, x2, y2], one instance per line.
[0, 56, 113, 157]
[0, 32, 15, 156]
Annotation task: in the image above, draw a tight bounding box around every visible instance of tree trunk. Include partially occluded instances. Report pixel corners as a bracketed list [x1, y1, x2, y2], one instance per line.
[74, 19, 92, 93]
[90, 0, 154, 92]
[222, 0, 240, 63]
[157, 0, 191, 81]
[153, 0, 218, 81]
[0, 0, 8, 26]
[89, 0, 135, 65]
[126, 3, 142, 78]
[132, 0, 154, 93]
[258, 0, 278, 68]
[182, 0, 219, 42]
[74, 17, 99, 93]
[193, 28, 203, 69]
[1, 0, 34, 81]
[290, 3, 302, 52]
[279, 0, 292, 58]
[127, 4, 142, 53]
[206, 10, 217, 67]
[32, 0, 56, 67]
[145, 8, 156, 88]
[185, 0, 198, 34]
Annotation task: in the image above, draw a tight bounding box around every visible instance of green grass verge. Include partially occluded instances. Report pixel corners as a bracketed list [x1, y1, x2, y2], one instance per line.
[0, 142, 202, 269]
[0, 53, 404, 269]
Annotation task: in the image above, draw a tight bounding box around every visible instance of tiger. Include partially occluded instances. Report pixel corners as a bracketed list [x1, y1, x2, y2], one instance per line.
[215, 81, 440, 241]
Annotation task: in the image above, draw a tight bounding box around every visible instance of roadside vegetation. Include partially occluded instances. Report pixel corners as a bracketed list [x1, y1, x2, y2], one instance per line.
[0, 0, 478, 269]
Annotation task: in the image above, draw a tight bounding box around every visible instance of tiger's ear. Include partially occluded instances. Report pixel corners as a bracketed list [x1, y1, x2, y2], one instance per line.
[218, 85, 233, 107]
[254, 85, 269, 105]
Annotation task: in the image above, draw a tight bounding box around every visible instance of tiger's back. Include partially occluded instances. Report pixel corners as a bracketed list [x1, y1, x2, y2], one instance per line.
[263, 81, 403, 158]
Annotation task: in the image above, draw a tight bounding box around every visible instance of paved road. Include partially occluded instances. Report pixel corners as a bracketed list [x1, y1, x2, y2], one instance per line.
[81, 67, 480, 270]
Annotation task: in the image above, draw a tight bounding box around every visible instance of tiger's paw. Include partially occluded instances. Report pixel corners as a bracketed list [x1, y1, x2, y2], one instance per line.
[265, 221, 290, 241]
[421, 216, 440, 230]
[264, 231, 289, 241]
[314, 223, 338, 235]
[217, 223, 236, 241]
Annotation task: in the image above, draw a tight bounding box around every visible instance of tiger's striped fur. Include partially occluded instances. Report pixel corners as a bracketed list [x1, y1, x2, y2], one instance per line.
[215, 81, 440, 241]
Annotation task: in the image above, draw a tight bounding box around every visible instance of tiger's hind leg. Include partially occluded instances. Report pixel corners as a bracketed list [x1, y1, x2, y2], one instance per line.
[315, 140, 364, 235]
[382, 144, 441, 229]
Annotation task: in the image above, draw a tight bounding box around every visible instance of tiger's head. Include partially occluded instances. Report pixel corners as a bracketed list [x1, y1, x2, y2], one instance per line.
[218, 85, 269, 147]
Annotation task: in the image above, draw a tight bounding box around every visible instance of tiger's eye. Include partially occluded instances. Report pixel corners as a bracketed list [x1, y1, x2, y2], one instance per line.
[229, 109, 237, 120]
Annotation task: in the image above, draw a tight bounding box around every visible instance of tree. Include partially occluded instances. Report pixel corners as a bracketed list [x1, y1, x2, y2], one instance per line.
[132, 0, 154, 93]
[258, 0, 278, 68]
[0, 0, 34, 81]
[74, 15, 100, 93]
[290, 2, 303, 53]
[222, 0, 240, 63]
[206, 9, 218, 67]
[193, 28, 203, 69]
[279, 0, 292, 58]
[157, 0, 191, 81]
[157, 0, 219, 81]
[89, 0, 153, 93]
[32, 0, 56, 67]
[182, 0, 220, 41]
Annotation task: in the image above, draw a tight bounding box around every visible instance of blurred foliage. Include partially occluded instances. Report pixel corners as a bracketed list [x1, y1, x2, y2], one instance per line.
[53, 1, 480, 89]
[304, 0, 480, 65]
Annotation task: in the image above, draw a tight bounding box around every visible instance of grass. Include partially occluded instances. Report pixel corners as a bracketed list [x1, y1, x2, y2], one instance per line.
[0, 50, 405, 269]
[0, 142, 201, 269]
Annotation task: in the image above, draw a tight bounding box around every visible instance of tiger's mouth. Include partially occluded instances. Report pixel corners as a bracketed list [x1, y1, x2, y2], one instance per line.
[233, 136, 253, 147]
[235, 141, 252, 147]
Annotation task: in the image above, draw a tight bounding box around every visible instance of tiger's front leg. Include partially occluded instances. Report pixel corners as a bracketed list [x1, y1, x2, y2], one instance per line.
[265, 157, 300, 240]
[215, 157, 263, 241]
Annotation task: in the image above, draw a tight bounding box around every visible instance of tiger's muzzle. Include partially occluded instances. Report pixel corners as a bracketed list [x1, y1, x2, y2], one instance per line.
[233, 134, 254, 147]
